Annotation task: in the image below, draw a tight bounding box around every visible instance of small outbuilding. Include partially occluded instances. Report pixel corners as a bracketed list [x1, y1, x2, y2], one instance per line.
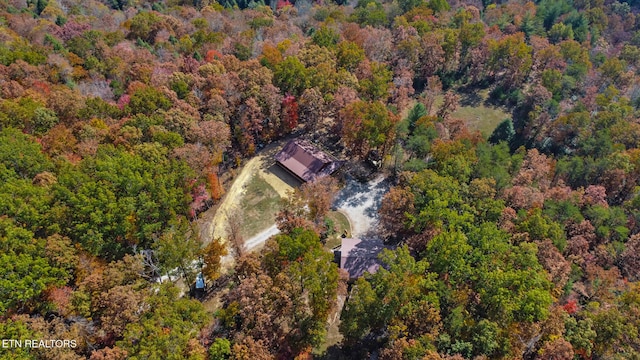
[274, 139, 343, 182]
[190, 272, 206, 299]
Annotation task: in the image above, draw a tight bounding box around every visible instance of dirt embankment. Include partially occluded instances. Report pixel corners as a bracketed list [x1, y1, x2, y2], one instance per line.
[203, 156, 263, 245]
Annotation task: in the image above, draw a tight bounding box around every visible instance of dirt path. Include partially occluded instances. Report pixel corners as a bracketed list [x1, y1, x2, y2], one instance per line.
[244, 224, 281, 251]
[203, 156, 264, 246]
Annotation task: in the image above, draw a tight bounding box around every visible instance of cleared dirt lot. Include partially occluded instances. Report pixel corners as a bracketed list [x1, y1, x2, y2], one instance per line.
[198, 140, 300, 258]
[333, 174, 391, 239]
[261, 162, 301, 198]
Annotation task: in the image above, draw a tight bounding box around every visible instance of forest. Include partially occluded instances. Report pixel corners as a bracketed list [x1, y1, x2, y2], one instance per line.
[1, 0, 640, 358]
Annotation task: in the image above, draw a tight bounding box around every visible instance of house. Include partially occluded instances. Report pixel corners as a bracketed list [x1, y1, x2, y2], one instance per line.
[334, 237, 385, 279]
[274, 139, 343, 182]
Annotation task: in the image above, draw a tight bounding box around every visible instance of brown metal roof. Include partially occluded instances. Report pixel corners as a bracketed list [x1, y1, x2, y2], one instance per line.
[274, 140, 342, 182]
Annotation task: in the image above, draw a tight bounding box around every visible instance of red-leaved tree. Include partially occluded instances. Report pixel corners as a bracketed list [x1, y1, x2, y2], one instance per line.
[282, 95, 299, 133]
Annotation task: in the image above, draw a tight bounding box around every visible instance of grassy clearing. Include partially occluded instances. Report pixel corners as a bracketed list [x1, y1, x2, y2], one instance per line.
[433, 89, 510, 137]
[313, 313, 344, 358]
[324, 211, 351, 250]
[454, 103, 510, 137]
[238, 174, 281, 239]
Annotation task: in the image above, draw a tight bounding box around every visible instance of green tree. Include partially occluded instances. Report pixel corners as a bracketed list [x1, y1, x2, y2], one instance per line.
[0, 218, 67, 313]
[359, 62, 392, 101]
[405, 169, 473, 235]
[0, 174, 52, 235]
[564, 316, 596, 357]
[336, 41, 366, 71]
[488, 33, 532, 89]
[515, 208, 567, 251]
[340, 246, 441, 345]
[536, 0, 572, 30]
[52, 145, 192, 259]
[311, 26, 340, 48]
[125, 11, 165, 44]
[127, 86, 172, 115]
[154, 217, 201, 283]
[548, 22, 574, 43]
[474, 142, 519, 190]
[0, 39, 46, 66]
[350, 0, 388, 27]
[459, 21, 485, 61]
[170, 78, 190, 100]
[559, 40, 590, 80]
[209, 338, 231, 360]
[405, 103, 428, 133]
[118, 283, 209, 359]
[427, 0, 450, 12]
[108, 0, 130, 9]
[274, 57, 309, 96]
[430, 139, 477, 183]
[31, 108, 59, 135]
[0, 98, 48, 131]
[467, 224, 553, 325]
[398, 0, 423, 12]
[472, 320, 501, 357]
[424, 230, 472, 284]
[488, 119, 515, 145]
[0, 128, 54, 234]
[27, 0, 48, 15]
[0, 317, 37, 359]
[267, 229, 339, 338]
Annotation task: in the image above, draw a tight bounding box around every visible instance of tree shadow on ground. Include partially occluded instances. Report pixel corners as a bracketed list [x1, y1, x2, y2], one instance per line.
[266, 162, 303, 189]
[340, 237, 385, 279]
[459, 91, 483, 107]
[333, 175, 391, 217]
[315, 345, 350, 360]
[333, 175, 376, 208]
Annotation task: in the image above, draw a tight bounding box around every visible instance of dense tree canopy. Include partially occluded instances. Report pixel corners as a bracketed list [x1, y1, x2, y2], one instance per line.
[51, 145, 192, 259]
[2, 0, 640, 358]
[217, 228, 340, 358]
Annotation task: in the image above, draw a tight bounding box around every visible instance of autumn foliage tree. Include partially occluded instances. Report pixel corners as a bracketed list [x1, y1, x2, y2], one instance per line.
[488, 32, 533, 90]
[340, 100, 397, 157]
[276, 177, 339, 235]
[281, 94, 299, 132]
[218, 229, 340, 358]
[202, 238, 227, 282]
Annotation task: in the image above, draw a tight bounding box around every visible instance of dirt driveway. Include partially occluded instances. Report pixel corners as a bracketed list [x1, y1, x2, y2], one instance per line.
[199, 156, 261, 245]
[333, 174, 391, 239]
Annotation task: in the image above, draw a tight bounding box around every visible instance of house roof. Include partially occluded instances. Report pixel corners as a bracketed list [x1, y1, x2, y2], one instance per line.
[274, 140, 342, 182]
[339, 237, 385, 279]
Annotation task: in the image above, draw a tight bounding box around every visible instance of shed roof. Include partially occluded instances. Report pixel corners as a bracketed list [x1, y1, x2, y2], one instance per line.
[274, 140, 342, 182]
[195, 273, 205, 289]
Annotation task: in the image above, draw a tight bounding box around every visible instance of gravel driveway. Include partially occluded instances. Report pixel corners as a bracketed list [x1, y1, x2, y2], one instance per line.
[333, 174, 391, 239]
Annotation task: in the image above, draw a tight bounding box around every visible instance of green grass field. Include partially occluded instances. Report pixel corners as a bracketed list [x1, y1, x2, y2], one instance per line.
[323, 211, 351, 250]
[433, 89, 510, 137]
[238, 174, 281, 239]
